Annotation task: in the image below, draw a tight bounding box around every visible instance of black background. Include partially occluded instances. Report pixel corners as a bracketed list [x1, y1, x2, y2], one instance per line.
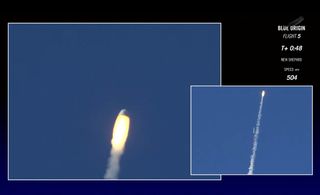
[1, 12, 319, 194]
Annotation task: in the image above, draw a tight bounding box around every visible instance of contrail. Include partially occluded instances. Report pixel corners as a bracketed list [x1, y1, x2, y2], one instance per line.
[104, 109, 130, 179]
[248, 90, 265, 175]
[105, 148, 122, 179]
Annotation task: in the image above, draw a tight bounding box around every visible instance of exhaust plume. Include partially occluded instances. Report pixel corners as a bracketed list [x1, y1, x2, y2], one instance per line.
[104, 109, 130, 179]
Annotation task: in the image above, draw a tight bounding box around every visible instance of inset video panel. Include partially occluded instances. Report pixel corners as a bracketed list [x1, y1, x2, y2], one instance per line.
[191, 86, 312, 175]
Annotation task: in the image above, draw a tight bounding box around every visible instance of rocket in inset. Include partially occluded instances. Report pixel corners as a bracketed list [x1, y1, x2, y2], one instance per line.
[248, 90, 266, 175]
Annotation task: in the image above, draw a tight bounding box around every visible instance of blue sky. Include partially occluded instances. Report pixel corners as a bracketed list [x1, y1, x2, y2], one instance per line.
[191, 86, 312, 174]
[9, 24, 220, 179]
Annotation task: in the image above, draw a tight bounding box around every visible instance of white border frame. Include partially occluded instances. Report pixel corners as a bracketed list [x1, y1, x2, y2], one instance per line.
[7, 22, 222, 181]
[190, 85, 313, 176]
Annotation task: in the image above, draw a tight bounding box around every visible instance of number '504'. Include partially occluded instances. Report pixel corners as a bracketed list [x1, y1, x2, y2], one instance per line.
[287, 75, 298, 80]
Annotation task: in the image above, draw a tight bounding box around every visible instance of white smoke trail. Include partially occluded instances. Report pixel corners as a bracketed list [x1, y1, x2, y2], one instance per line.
[248, 91, 265, 175]
[104, 148, 123, 179]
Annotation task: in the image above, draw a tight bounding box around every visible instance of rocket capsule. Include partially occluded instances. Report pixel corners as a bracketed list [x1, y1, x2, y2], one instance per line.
[111, 109, 130, 151]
